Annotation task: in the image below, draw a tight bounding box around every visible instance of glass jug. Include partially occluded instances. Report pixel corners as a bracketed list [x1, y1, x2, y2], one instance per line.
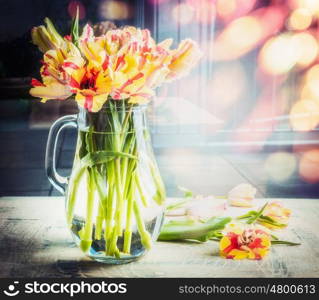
[45, 102, 166, 264]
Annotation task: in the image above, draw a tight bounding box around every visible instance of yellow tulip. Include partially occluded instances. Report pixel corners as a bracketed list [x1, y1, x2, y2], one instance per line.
[30, 21, 202, 111]
[220, 224, 271, 260]
[167, 39, 202, 80]
[32, 18, 66, 53]
[30, 81, 72, 102]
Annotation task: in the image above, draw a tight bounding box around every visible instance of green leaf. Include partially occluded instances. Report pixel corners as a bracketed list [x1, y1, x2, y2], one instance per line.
[164, 219, 197, 226]
[81, 151, 137, 167]
[158, 216, 231, 242]
[271, 240, 301, 246]
[165, 199, 189, 211]
[271, 234, 279, 240]
[236, 210, 257, 220]
[178, 186, 194, 198]
[44, 18, 64, 45]
[78, 131, 88, 159]
[71, 6, 79, 47]
[246, 202, 268, 224]
[258, 215, 287, 228]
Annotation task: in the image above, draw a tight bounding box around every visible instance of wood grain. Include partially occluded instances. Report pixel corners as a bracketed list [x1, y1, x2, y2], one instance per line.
[0, 197, 318, 278]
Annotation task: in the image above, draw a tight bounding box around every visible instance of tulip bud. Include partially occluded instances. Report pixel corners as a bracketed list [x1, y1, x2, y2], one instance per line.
[31, 26, 54, 53]
[44, 17, 64, 46]
[228, 183, 257, 207]
[31, 18, 65, 53]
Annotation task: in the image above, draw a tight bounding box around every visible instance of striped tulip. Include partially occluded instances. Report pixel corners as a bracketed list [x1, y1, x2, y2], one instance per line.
[220, 224, 271, 260]
[30, 21, 202, 112]
[260, 202, 291, 229]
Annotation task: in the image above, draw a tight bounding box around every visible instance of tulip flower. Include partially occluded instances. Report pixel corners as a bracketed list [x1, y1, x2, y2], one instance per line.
[31, 18, 66, 53]
[260, 202, 291, 229]
[30, 19, 202, 112]
[220, 223, 271, 260]
[228, 183, 257, 207]
[167, 39, 202, 80]
[29, 14, 203, 261]
[30, 46, 85, 103]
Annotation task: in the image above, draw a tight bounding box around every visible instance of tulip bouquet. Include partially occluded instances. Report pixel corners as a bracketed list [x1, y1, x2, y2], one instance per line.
[30, 18, 201, 109]
[30, 12, 201, 261]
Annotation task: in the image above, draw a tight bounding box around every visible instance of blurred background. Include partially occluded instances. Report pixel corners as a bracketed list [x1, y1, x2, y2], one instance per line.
[1, 0, 319, 198]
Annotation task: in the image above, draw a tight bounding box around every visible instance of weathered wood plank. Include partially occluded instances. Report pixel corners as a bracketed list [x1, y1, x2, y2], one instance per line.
[0, 197, 318, 278]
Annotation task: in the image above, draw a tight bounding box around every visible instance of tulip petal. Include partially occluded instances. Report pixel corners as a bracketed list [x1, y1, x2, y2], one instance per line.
[167, 39, 202, 81]
[75, 91, 109, 112]
[30, 82, 72, 101]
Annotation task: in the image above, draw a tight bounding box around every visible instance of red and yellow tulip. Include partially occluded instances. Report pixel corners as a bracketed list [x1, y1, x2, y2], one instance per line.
[30, 19, 202, 112]
[260, 201, 291, 229]
[220, 223, 271, 260]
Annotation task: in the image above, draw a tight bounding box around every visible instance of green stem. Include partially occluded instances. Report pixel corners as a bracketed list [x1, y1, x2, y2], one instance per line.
[91, 169, 107, 240]
[108, 224, 120, 257]
[104, 162, 115, 255]
[135, 172, 148, 207]
[66, 166, 86, 226]
[236, 211, 257, 220]
[149, 161, 166, 205]
[123, 176, 135, 253]
[246, 203, 268, 224]
[104, 183, 114, 239]
[123, 151, 137, 198]
[133, 201, 152, 250]
[271, 240, 301, 246]
[79, 168, 95, 253]
[115, 158, 124, 236]
[95, 200, 104, 240]
[107, 159, 124, 256]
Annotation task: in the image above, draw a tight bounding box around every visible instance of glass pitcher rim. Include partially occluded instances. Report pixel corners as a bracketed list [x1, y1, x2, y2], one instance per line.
[77, 102, 149, 114]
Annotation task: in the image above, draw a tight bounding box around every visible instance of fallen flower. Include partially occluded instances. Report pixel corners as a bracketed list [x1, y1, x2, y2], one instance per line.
[237, 202, 291, 229]
[185, 197, 227, 221]
[228, 183, 256, 207]
[166, 187, 227, 221]
[220, 223, 271, 260]
[261, 201, 291, 229]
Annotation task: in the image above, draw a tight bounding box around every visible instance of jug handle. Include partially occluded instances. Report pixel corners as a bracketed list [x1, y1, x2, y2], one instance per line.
[45, 114, 77, 195]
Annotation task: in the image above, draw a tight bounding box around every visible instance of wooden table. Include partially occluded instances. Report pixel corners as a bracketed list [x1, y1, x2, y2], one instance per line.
[0, 197, 318, 278]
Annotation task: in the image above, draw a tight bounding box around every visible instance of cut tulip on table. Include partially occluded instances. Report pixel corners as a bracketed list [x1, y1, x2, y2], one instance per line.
[159, 184, 300, 260]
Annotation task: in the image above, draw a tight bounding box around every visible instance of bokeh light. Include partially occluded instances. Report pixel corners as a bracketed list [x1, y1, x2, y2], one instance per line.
[172, 3, 195, 25]
[299, 149, 319, 183]
[99, 0, 131, 20]
[186, 0, 216, 24]
[253, 5, 287, 37]
[206, 62, 246, 110]
[213, 16, 262, 61]
[216, 0, 237, 19]
[301, 69, 319, 100]
[305, 64, 319, 82]
[68, 1, 86, 19]
[288, 8, 312, 30]
[290, 0, 319, 15]
[264, 152, 297, 182]
[289, 99, 319, 131]
[301, 64, 319, 100]
[259, 34, 296, 75]
[291, 32, 318, 67]
[216, 0, 257, 22]
[232, 88, 282, 152]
